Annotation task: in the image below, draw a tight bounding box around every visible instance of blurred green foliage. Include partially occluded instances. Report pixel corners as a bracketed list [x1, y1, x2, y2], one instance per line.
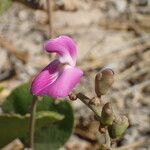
[0, 0, 12, 14]
[1, 83, 74, 150]
[0, 112, 64, 148]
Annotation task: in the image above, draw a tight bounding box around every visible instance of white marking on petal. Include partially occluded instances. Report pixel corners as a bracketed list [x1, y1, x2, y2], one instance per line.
[59, 53, 76, 66]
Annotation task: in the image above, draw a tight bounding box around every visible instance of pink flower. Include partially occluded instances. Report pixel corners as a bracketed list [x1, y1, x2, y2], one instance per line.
[31, 36, 83, 98]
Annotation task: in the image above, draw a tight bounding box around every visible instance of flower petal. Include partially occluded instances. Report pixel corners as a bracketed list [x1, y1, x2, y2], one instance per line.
[44, 36, 77, 66]
[31, 60, 83, 98]
[31, 59, 60, 96]
[44, 66, 83, 98]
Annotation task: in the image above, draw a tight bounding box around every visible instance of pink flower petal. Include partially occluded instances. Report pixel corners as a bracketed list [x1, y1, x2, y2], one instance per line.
[44, 66, 83, 98]
[31, 59, 83, 98]
[31, 59, 60, 96]
[44, 36, 77, 66]
[31, 35, 83, 99]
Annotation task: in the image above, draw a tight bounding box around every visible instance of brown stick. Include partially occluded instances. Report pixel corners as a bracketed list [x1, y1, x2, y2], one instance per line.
[112, 140, 148, 150]
[46, 0, 53, 37]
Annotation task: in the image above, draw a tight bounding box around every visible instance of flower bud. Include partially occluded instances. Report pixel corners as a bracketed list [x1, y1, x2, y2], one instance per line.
[108, 115, 129, 139]
[101, 102, 113, 126]
[95, 68, 114, 97]
[68, 93, 77, 101]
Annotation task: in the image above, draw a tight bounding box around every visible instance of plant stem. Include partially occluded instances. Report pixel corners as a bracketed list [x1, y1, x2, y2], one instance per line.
[76, 93, 102, 119]
[76, 93, 112, 149]
[105, 130, 111, 148]
[29, 96, 38, 149]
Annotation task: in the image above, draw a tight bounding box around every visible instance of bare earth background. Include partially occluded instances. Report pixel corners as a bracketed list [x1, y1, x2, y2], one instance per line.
[0, 0, 150, 149]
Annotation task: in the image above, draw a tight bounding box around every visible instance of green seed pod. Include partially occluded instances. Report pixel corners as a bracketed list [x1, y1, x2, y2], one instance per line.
[101, 102, 113, 126]
[95, 68, 114, 97]
[108, 116, 129, 139]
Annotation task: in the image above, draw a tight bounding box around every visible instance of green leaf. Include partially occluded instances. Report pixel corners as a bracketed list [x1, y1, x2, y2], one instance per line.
[0, 111, 64, 148]
[2, 83, 51, 115]
[35, 97, 74, 150]
[2, 83, 33, 115]
[0, 0, 12, 14]
[1, 83, 74, 150]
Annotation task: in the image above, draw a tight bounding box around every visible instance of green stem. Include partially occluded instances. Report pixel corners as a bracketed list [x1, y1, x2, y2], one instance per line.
[76, 93, 112, 149]
[76, 93, 102, 119]
[105, 130, 111, 148]
[29, 96, 38, 149]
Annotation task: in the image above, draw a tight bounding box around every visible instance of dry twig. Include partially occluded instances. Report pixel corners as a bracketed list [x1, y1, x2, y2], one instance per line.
[46, 0, 53, 37]
[112, 140, 148, 150]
